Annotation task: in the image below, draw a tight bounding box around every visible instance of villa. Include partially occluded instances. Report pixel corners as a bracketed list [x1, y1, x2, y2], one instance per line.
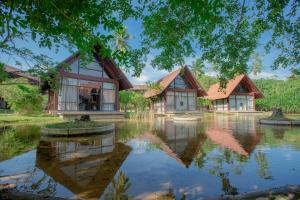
[46, 49, 132, 119]
[144, 66, 207, 114]
[206, 74, 264, 112]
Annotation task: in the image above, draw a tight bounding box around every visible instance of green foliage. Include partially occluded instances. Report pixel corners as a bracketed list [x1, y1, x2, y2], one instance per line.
[0, 113, 61, 124]
[254, 78, 300, 113]
[191, 59, 205, 79]
[146, 81, 162, 91]
[0, 63, 8, 82]
[197, 75, 218, 90]
[198, 98, 212, 107]
[104, 171, 131, 200]
[0, 0, 144, 77]
[142, 1, 300, 83]
[0, 78, 44, 114]
[46, 121, 107, 129]
[250, 53, 263, 76]
[0, 125, 41, 161]
[119, 90, 149, 112]
[1, 1, 299, 84]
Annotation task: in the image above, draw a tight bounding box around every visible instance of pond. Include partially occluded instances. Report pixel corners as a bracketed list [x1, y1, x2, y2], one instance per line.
[0, 114, 300, 199]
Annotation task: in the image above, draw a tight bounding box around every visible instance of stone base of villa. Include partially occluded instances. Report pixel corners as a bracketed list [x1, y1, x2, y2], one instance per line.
[213, 110, 265, 114]
[49, 111, 125, 120]
[155, 111, 204, 118]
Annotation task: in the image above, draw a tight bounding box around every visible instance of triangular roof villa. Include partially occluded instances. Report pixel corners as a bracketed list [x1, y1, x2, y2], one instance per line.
[206, 74, 263, 112]
[144, 66, 207, 114]
[46, 49, 132, 119]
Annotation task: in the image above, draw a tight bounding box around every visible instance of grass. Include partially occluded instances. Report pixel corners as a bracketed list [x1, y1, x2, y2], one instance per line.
[0, 125, 41, 161]
[45, 120, 107, 129]
[0, 113, 62, 125]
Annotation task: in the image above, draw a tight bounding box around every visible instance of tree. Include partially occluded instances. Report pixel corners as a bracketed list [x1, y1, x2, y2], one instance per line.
[1, 1, 299, 84]
[191, 59, 205, 79]
[113, 26, 132, 53]
[251, 53, 263, 76]
[0, 0, 144, 81]
[119, 90, 134, 112]
[142, 0, 300, 83]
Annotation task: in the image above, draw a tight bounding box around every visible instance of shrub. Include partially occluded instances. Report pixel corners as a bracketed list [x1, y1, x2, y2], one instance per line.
[0, 78, 43, 114]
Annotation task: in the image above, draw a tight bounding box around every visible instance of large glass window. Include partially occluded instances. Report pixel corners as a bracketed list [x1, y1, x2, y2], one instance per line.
[102, 83, 116, 111]
[168, 75, 191, 89]
[165, 91, 196, 112]
[78, 80, 102, 111]
[188, 92, 196, 111]
[65, 58, 110, 78]
[166, 91, 175, 111]
[58, 77, 116, 111]
[79, 60, 109, 78]
[229, 95, 236, 111]
[58, 78, 78, 111]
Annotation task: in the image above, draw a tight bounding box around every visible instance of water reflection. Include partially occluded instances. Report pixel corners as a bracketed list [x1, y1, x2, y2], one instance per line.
[36, 131, 131, 200]
[0, 115, 300, 199]
[146, 119, 206, 168]
[205, 114, 262, 156]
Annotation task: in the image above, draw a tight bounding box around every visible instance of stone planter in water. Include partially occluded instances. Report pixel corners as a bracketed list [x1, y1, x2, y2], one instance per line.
[41, 124, 115, 136]
[259, 108, 300, 126]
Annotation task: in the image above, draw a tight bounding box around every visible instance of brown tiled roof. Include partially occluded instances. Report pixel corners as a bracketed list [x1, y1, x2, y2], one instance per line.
[59, 50, 133, 91]
[205, 128, 248, 156]
[144, 66, 207, 98]
[206, 74, 264, 100]
[4, 65, 40, 83]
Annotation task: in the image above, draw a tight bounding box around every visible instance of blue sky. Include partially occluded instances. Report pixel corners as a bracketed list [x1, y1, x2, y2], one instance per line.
[0, 17, 292, 84]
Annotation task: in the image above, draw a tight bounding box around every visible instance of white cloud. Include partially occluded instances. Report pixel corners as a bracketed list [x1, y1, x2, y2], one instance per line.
[249, 71, 284, 80]
[126, 65, 169, 84]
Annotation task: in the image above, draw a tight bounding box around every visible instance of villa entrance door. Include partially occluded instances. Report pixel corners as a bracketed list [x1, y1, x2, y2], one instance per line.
[175, 92, 188, 112]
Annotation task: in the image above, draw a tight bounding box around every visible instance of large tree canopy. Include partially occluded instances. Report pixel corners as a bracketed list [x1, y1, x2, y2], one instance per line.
[0, 0, 144, 77]
[0, 0, 299, 84]
[142, 0, 299, 85]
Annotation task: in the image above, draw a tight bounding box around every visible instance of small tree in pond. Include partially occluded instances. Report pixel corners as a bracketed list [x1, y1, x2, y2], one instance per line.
[119, 90, 134, 112]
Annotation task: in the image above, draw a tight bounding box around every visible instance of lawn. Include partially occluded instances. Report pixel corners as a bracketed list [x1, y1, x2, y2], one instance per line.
[0, 113, 62, 125]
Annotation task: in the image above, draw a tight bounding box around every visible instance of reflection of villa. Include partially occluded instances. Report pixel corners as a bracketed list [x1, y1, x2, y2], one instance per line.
[139, 119, 206, 167]
[207, 74, 264, 112]
[144, 66, 207, 114]
[36, 132, 131, 200]
[46, 50, 132, 119]
[205, 115, 261, 156]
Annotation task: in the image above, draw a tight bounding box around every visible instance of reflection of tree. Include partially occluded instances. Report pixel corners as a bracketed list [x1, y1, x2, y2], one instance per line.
[255, 151, 273, 179]
[104, 171, 131, 200]
[220, 173, 238, 195]
[199, 146, 248, 195]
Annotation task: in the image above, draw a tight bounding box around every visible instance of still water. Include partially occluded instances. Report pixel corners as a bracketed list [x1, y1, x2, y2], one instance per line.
[0, 114, 300, 199]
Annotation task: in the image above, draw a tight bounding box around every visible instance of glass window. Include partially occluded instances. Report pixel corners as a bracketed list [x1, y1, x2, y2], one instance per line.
[229, 95, 236, 111]
[166, 91, 175, 111]
[58, 77, 116, 111]
[168, 75, 191, 89]
[103, 82, 115, 90]
[79, 67, 103, 77]
[69, 59, 79, 73]
[79, 59, 110, 78]
[188, 92, 196, 111]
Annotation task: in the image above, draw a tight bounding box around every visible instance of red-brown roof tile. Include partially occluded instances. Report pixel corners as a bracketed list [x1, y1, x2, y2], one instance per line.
[144, 66, 207, 98]
[206, 74, 264, 100]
